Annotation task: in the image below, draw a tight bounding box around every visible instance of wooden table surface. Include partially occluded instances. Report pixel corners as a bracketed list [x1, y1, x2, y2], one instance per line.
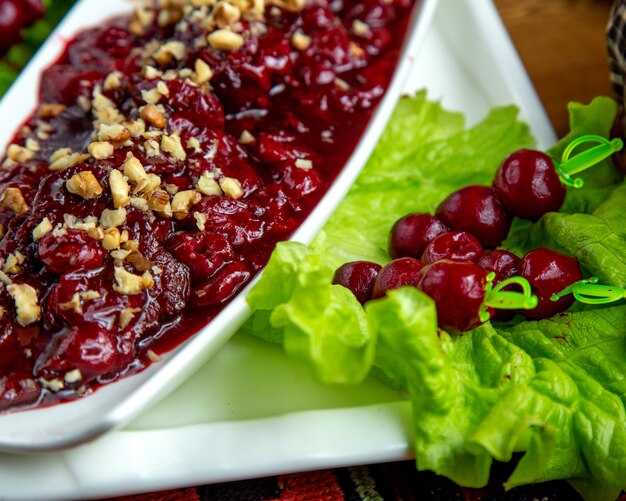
[495, 0, 615, 137]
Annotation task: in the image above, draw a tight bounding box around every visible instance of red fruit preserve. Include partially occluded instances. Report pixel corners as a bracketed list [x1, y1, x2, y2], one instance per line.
[0, 0, 417, 411]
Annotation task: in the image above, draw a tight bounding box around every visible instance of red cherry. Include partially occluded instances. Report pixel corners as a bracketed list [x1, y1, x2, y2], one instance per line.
[435, 185, 511, 248]
[477, 250, 522, 322]
[388, 213, 449, 259]
[38, 229, 106, 274]
[332, 261, 382, 304]
[417, 259, 489, 333]
[371, 257, 424, 299]
[421, 231, 483, 264]
[519, 248, 583, 319]
[493, 149, 566, 222]
[0, 0, 24, 54]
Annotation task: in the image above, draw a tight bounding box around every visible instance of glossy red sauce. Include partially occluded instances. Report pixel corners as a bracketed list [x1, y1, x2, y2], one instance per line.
[0, 0, 416, 411]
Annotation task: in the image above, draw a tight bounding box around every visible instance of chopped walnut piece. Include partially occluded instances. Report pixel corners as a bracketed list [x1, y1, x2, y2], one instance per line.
[109, 169, 131, 208]
[126, 250, 153, 272]
[141, 65, 163, 80]
[40, 377, 64, 392]
[103, 71, 123, 91]
[100, 207, 127, 228]
[102, 228, 122, 250]
[153, 40, 186, 65]
[49, 150, 90, 171]
[3, 253, 21, 274]
[196, 171, 223, 196]
[194, 211, 207, 231]
[171, 189, 201, 219]
[60, 290, 100, 314]
[145, 139, 161, 157]
[334, 78, 350, 90]
[7, 283, 40, 326]
[32, 217, 53, 241]
[157, 81, 170, 97]
[161, 133, 187, 161]
[119, 307, 142, 329]
[38, 103, 66, 119]
[147, 350, 161, 363]
[129, 7, 155, 35]
[33, 217, 52, 242]
[123, 154, 147, 186]
[147, 188, 172, 216]
[113, 266, 154, 295]
[207, 29, 244, 51]
[140, 104, 167, 129]
[141, 87, 163, 105]
[66, 171, 103, 200]
[25, 138, 40, 152]
[0, 187, 29, 214]
[7, 144, 34, 163]
[219, 176, 244, 199]
[269, 0, 305, 12]
[291, 31, 311, 50]
[64, 369, 83, 384]
[352, 19, 370, 36]
[92, 87, 125, 126]
[87, 141, 114, 159]
[213, 1, 241, 27]
[295, 158, 313, 170]
[130, 197, 150, 212]
[125, 119, 147, 137]
[187, 137, 202, 154]
[239, 130, 255, 144]
[98, 123, 131, 143]
[194, 59, 214, 85]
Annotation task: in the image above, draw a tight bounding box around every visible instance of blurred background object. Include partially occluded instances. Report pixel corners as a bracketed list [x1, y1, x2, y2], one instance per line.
[496, 0, 614, 137]
[0, 0, 74, 96]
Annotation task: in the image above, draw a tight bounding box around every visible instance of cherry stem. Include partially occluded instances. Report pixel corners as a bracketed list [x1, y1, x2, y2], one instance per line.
[554, 134, 623, 188]
[479, 273, 539, 322]
[550, 276, 626, 305]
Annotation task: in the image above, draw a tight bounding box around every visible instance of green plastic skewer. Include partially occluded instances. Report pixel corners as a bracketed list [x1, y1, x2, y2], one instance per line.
[551, 277, 626, 305]
[555, 134, 623, 188]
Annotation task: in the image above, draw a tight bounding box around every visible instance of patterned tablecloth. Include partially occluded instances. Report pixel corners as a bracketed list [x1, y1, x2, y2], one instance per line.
[102, 460, 597, 501]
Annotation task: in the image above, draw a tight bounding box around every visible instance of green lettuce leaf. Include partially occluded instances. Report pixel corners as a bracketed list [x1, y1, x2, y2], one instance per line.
[244, 92, 626, 499]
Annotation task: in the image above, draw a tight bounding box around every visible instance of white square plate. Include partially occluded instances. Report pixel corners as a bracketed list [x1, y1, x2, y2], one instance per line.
[0, 0, 556, 499]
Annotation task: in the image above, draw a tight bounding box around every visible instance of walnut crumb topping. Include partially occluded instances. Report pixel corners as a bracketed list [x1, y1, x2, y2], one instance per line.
[207, 29, 244, 51]
[109, 170, 131, 208]
[66, 171, 103, 199]
[7, 144, 35, 163]
[194, 211, 207, 231]
[194, 59, 214, 84]
[33, 217, 53, 241]
[140, 104, 167, 129]
[119, 307, 142, 329]
[196, 171, 223, 196]
[7, 283, 40, 326]
[291, 31, 311, 50]
[100, 207, 127, 228]
[171, 189, 201, 219]
[87, 141, 114, 159]
[219, 176, 244, 199]
[0, 187, 29, 214]
[64, 369, 83, 384]
[113, 266, 154, 295]
[161, 133, 187, 161]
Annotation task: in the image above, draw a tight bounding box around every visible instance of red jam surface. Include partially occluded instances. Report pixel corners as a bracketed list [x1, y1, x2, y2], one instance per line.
[0, 0, 416, 411]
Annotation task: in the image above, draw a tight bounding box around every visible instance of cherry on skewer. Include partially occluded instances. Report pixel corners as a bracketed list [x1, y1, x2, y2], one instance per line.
[518, 247, 583, 320]
[416, 259, 537, 333]
[493, 135, 623, 221]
